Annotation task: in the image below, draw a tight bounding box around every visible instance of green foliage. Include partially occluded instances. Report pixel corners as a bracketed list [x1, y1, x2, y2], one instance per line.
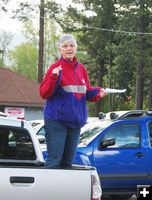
[60, 0, 119, 113]
[22, 20, 39, 47]
[9, 43, 38, 81]
[11, 0, 62, 77]
[59, 0, 152, 111]
[43, 18, 61, 71]
[2, 0, 152, 111]
[12, 1, 39, 22]
[114, 0, 152, 109]
[0, 59, 3, 67]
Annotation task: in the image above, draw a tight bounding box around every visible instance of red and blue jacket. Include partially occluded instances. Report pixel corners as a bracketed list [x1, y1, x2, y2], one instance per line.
[39, 57, 102, 128]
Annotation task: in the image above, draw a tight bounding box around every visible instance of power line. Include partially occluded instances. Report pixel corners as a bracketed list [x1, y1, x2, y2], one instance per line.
[85, 26, 152, 36]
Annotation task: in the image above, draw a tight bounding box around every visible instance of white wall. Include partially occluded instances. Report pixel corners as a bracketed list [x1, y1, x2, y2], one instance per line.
[25, 107, 43, 120]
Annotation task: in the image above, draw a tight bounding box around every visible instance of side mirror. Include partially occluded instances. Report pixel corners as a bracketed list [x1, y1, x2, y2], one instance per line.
[99, 138, 115, 149]
[37, 135, 46, 144]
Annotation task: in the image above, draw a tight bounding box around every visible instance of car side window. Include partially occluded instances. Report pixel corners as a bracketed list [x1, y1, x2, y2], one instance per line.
[37, 127, 45, 137]
[0, 127, 36, 160]
[148, 121, 152, 146]
[101, 124, 140, 148]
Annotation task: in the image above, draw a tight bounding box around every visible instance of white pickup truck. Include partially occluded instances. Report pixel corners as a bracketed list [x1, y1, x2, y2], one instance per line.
[0, 116, 102, 200]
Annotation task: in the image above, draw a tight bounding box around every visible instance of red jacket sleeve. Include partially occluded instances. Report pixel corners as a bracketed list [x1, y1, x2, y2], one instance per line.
[83, 66, 102, 102]
[39, 65, 59, 99]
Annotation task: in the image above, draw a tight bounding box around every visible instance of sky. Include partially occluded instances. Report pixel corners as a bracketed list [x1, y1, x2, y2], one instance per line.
[0, 0, 25, 33]
[0, 0, 71, 48]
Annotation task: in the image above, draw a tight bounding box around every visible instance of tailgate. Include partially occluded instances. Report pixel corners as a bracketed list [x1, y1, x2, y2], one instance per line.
[0, 167, 91, 200]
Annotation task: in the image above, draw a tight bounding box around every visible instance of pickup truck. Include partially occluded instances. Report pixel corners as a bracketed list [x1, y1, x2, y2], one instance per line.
[0, 116, 102, 200]
[73, 110, 152, 200]
[28, 110, 152, 199]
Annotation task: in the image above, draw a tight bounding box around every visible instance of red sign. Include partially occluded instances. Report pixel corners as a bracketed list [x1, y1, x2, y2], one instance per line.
[4, 107, 25, 119]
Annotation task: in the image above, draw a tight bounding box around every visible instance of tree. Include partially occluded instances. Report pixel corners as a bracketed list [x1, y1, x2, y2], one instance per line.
[148, 79, 152, 110]
[21, 11, 60, 72]
[56, 0, 118, 114]
[0, 31, 13, 66]
[8, 0, 152, 111]
[38, 0, 44, 83]
[0, 0, 9, 12]
[8, 2, 60, 80]
[115, 0, 152, 109]
[9, 43, 38, 81]
[135, 0, 145, 109]
[12, 0, 62, 82]
[43, 18, 61, 72]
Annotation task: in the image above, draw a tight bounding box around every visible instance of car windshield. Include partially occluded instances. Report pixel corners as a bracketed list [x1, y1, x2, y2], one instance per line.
[79, 121, 111, 145]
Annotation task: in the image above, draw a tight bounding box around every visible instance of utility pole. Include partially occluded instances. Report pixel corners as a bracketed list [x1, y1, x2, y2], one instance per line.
[38, 0, 44, 83]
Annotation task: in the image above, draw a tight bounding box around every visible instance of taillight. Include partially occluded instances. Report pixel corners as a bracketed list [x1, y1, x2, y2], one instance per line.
[91, 170, 102, 200]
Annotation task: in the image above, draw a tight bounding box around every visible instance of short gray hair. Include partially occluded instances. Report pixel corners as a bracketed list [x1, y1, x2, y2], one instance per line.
[57, 34, 77, 48]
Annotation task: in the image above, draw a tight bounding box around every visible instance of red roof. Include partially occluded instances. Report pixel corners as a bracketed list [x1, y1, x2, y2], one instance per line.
[0, 68, 44, 107]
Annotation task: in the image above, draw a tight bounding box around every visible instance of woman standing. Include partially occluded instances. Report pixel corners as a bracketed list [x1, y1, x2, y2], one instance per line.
[39, 34, 106, 168]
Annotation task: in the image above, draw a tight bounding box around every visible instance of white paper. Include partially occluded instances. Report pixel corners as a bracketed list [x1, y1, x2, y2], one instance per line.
[104, 88, 126, 94]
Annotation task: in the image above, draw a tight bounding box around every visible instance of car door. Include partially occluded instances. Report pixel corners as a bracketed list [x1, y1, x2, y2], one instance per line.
[147, 120, 152, 184]
[93, 120, 149, 190]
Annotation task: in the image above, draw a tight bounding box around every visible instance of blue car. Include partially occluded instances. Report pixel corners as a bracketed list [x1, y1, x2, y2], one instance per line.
[33, 110, 152, 200]
[74, 110, 152, 200]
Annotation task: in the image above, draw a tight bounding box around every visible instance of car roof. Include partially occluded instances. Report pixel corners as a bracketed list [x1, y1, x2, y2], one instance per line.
[0, 112, 7, 117]
[98, 110, 152, 120]
[0, 116, 32, 131]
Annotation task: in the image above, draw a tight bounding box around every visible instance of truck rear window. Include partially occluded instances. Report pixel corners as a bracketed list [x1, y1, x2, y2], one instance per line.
[0, 127, 36, 160]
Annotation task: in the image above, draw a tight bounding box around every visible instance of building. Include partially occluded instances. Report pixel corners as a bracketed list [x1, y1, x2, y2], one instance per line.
[0, 68, 44, 120]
